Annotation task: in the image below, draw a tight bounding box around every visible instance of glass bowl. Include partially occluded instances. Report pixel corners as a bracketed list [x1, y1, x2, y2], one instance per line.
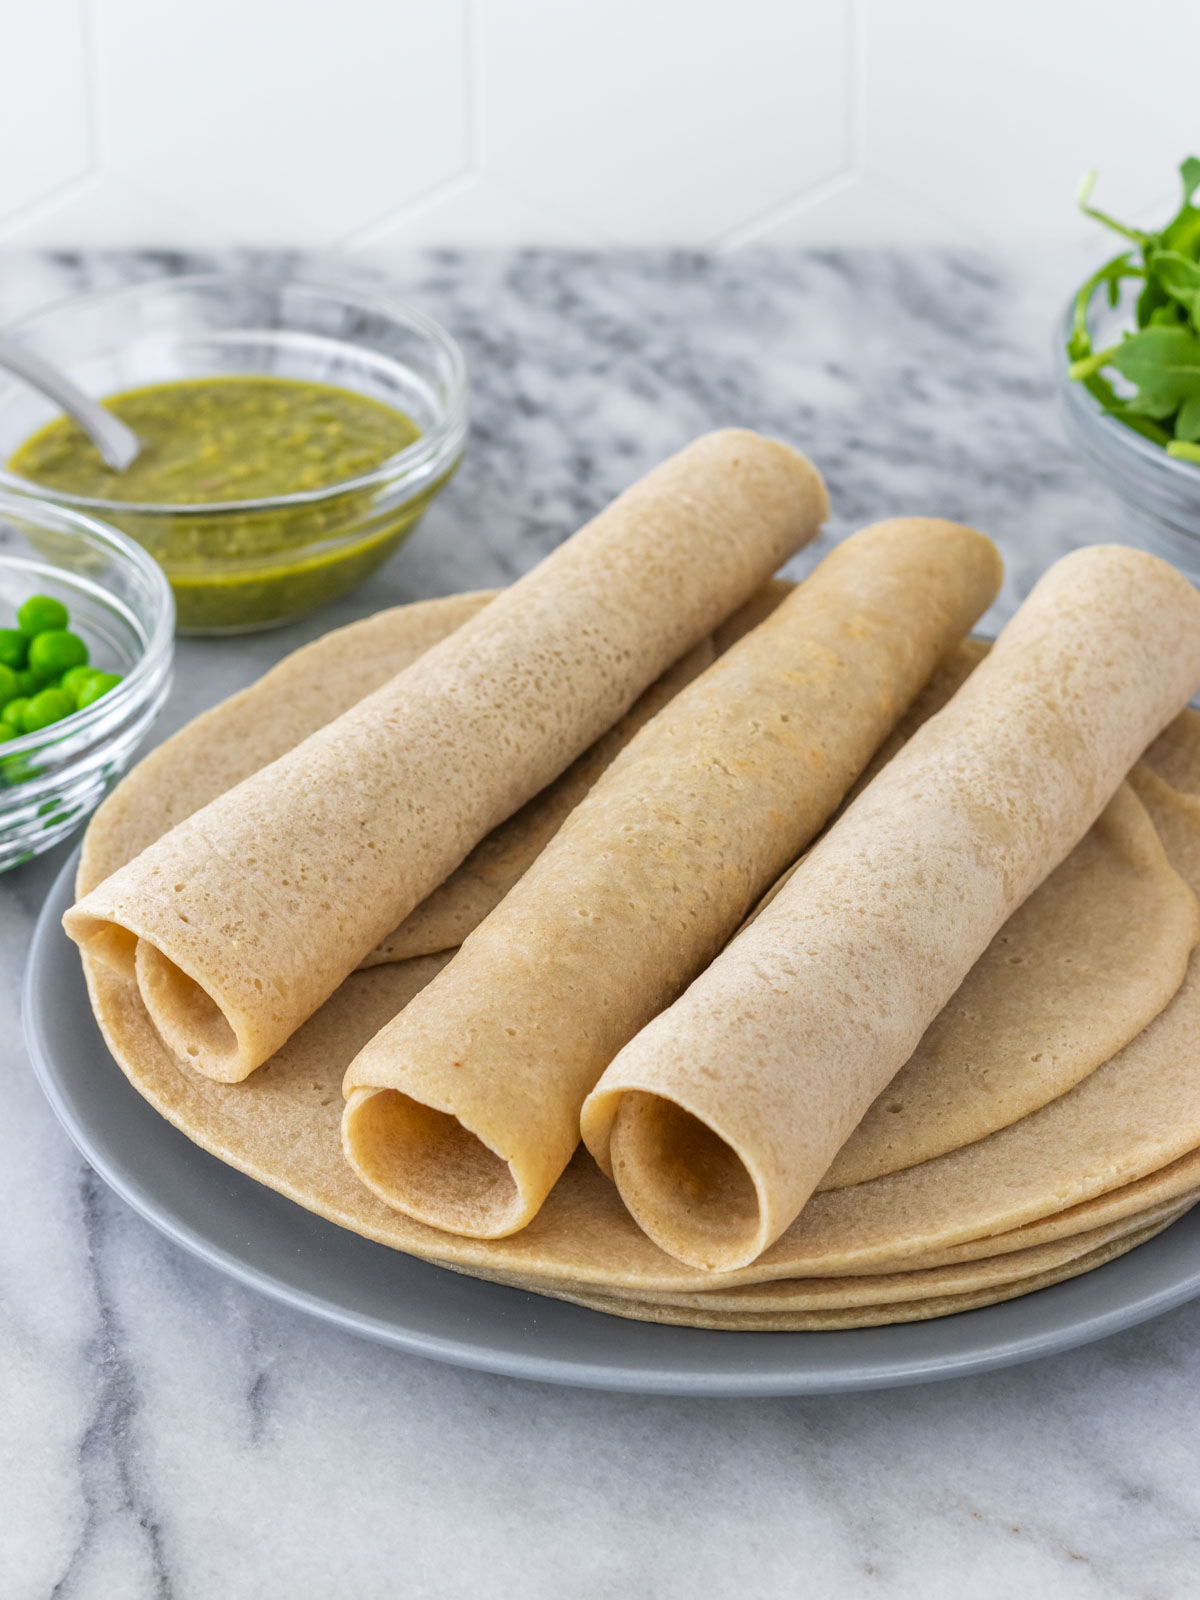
[0, 273, 469, 634]
[1058, 293, 1200, 583]
[0, 494, 173, 872]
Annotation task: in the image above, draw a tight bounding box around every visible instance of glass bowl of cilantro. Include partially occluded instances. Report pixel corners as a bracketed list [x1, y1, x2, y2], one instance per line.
[0, 495, 173, 871]
[1062, 158, 1200, 575]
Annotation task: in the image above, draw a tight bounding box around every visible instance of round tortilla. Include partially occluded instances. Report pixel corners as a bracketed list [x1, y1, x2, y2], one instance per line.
[519, 1194, 1195, 1312]
[78, 764, 1200, 1300]
[73, 593, 1200, 1315]
[81, 600, 1196, 1207]
[521, 1212, 1186, 1331]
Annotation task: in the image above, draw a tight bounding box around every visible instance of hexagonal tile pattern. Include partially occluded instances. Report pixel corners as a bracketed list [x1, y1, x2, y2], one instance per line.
[863, 0, 1200, 243]
[482, 0, 853, 245]
[4, 0, 1195, 251]
[0, 0, 92, 228]
[346, 173, 606, 251]
[97, 0, 470, 245]
[0, 173, 234, 248]
[718, 173, 986, 250]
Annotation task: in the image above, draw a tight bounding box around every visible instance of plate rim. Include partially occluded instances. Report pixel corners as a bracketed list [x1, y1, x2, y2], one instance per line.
[24, 847, 1200, 1397]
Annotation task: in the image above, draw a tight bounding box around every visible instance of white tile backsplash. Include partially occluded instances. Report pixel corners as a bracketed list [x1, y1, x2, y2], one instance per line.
[98, 0, 470, 242]
[0, 0, 93, 227]
[860, 0, 1200, 242]
[1, 0, 1196, 251]
[480, 0, 852, 246]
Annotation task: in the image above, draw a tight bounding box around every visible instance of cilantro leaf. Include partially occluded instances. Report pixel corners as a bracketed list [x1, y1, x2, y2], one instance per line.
[1109, 327, 1200, 405]
[1177, 394, 1200, 442]
[1068, 158, 1200, 464]
[1150, 250, 1200, 323]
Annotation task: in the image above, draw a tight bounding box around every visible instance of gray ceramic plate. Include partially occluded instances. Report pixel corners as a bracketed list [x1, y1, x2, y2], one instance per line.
[25, 848, 1200, 1396]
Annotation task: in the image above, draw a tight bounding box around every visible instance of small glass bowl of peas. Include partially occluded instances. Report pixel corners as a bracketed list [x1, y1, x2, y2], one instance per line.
[0, 494, 173, 872]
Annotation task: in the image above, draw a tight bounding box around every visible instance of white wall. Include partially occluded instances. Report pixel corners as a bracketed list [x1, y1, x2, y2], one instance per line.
[2, 0, 1197, 252]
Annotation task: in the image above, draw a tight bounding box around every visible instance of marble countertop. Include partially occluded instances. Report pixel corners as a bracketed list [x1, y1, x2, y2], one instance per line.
[4, 248, 1198, 1600]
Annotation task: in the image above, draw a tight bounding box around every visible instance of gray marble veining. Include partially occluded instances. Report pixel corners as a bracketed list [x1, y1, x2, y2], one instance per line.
[3, 248, 1198, 1600]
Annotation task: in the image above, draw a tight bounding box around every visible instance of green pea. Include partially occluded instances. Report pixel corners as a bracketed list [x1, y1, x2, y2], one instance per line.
[0, 662, 18, 704]
[17, 594, 68, 635]
[0, 628, 26, 670]
[22, 687, 75, 733]
[0, 724, 14, 744]
[15, 668, 39, 695]
[1, 697, 29, 731]
[77, 672, 122, 709]
[28, 629, 88, 679]
[60, 664, 97, 702]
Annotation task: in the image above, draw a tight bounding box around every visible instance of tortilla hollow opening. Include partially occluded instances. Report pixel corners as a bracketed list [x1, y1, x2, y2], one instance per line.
[71, 917, 138, 979]
[342, 1086, 526, 1237]
[610, 1091, 765, 1271]
[134, 940, 242, 1079]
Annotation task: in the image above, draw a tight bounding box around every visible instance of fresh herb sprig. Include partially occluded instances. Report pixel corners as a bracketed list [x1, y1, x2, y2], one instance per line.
[1067, 157, 1200, 463]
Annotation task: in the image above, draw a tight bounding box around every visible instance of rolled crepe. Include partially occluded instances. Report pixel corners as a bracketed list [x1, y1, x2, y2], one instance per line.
[72, 592, 717, 965]
[361, 638, 715, 965]
[341, 517, 1003, 1236]
[79, 683, 1200, 1301]
[64, 430, 825, 1082]
[819, 781, 1199, 1189]
[362, 589, 795, 964]
[582, 545, 1200, 1273]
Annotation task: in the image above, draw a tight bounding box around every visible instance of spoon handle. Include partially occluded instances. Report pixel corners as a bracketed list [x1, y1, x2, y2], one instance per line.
[0, 335, 140, 472]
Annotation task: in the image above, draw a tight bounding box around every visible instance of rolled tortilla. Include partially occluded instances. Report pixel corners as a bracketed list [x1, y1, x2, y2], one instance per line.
[362, 589, 796, 965]
[76, 593, 496, 897]
[341, 517, 1003, 1236]
[360, 638, 715, 965]
[582, 545, 1200, 1272]
[77, 688, 1200, 1299]
[818, 781, 1199, 1188]
[73, 592, 717, 964]
[64, 430, 826, 1082]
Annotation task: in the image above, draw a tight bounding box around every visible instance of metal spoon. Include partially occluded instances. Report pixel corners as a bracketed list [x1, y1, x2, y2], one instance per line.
[0, 333, 140, 472]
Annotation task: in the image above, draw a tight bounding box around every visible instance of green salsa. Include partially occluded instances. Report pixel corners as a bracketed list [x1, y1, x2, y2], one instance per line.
[8, 377, 449, 633]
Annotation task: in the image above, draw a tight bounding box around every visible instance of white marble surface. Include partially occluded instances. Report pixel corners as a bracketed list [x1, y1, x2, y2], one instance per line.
[3, 248, 1200, 1599]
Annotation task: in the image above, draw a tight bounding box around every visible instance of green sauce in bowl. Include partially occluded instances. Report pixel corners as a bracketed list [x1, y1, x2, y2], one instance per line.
[7, 376, 453, 633]
[10, 375, 422, 501]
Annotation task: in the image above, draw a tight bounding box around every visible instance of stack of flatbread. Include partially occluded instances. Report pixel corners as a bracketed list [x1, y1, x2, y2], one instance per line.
[63, 431, 1200, 1330]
